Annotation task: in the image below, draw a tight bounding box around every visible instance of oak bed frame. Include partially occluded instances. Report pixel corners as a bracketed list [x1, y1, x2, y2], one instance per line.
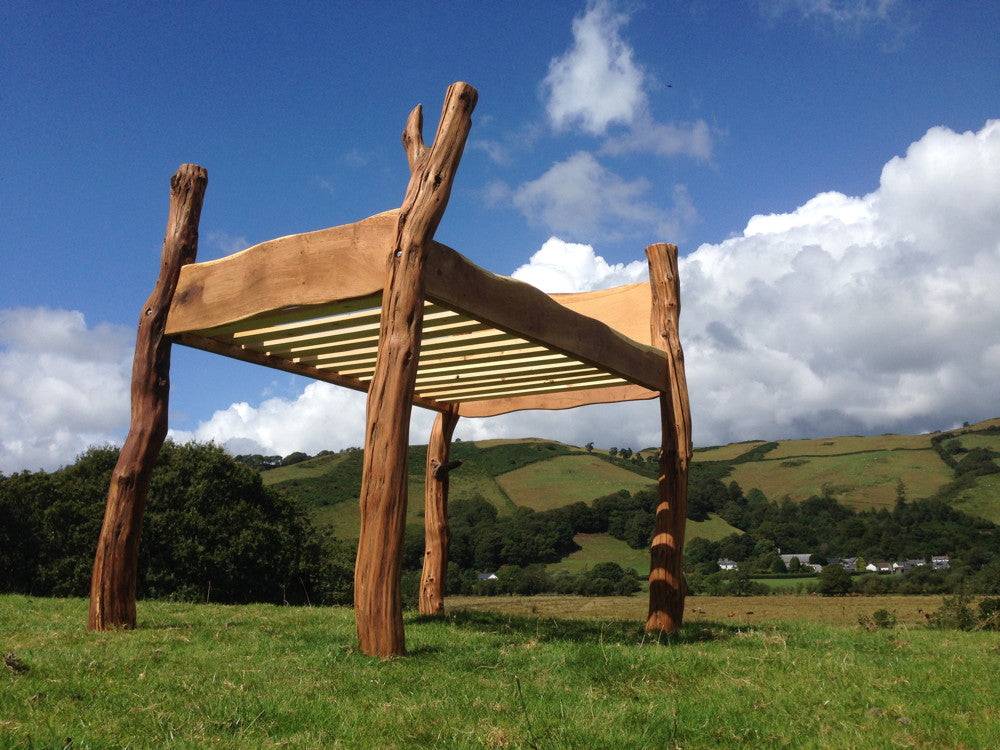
[88, 82, 692, 658]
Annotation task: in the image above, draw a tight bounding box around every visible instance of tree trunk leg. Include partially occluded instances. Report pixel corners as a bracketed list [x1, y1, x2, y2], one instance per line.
[644, 243, 692, 635]
[353, 82, 477, 658]
[89, 164, 207, 630]
[419, 409, 459, 615]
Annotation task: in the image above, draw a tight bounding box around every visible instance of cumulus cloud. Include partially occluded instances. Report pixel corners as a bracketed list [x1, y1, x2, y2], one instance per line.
[0, 308, 132, 472]
[511, 120, 1000, 445]
[510, 151, 697, 241]
[168, 382, 435, 458]
[511, 237, 647, 292]
[543, 1, 713, 160]
[543, 0, 645, 135]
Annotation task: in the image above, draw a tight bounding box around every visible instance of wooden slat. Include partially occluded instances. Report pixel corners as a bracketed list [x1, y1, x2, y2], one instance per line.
[437, 377, 626, 402]
[173, 332, 448, 413]
[414, 359, 592, 384]
[233, 301, 450, 345]
[414, 352, 569, 377]
[259, 310, 472, 353]
[425, 243, 666, 391]
[415, 366, 599, 393]
[307, 343, 545, 372]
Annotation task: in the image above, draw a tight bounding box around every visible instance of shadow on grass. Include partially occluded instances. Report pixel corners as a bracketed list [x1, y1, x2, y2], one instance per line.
[411, 610, 740, 646]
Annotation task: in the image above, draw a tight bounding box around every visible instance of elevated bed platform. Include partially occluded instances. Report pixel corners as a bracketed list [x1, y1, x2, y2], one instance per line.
[166, 209, 662, 417]
[88, 82, 693, 659]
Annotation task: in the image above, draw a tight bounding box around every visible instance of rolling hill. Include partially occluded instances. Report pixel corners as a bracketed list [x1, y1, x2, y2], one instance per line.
[259, 417, 1000, 572]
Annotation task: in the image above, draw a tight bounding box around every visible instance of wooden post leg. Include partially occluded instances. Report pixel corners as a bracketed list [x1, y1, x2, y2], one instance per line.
[419, 409, 459, 615]
[644, 243, 693, 634]
[353, 82, 477, 658]
[89, 164, 207, 630]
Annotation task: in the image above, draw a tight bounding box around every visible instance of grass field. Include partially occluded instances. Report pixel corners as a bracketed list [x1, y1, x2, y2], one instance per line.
[766, 434, 931, 459]
[729, 449, 952, 509]
[957, 432, 1000, 453]
[4, 595, 997, 749]
[952, 473, 1000, 524]
[547, 533, 651, 574]
[448, 594, 947, 627]
[692, 441, 765, 462]
[548, 516, 743, 575]
[495, 454, 654, 511]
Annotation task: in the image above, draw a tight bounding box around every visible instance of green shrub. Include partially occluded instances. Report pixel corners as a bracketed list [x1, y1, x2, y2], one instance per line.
[858, 608, 897, 630]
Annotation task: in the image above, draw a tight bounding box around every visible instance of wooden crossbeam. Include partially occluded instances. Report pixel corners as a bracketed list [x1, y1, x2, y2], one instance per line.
[419, 370, 605, 397]
[436, 377, 626, 402]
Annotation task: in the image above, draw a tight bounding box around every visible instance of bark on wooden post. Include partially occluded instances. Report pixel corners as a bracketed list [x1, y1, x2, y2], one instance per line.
[419, 408, 460, 615]
[644, 243, 693, 634]
[354, 82, 477, 657]
[89, 163, 208, 630]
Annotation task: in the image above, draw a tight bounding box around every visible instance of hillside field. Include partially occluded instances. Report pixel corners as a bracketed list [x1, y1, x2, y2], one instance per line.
[3, 595, 997, 749]
[260, 419, 999, 573]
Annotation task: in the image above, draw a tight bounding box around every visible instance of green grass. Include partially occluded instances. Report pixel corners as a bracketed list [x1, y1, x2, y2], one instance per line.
[693, 441, 765, 462]
[547, 533, 651, 574]
[766, 434, 932, 459]
[3, 595, 998, 749]
[495, 454, 654, 511]
[951, 473, 1000, 524]
[729, 449, 952, 510]
[957, 432, 1000, 453]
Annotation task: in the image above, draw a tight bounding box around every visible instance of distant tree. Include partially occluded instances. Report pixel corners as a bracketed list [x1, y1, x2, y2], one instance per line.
[585, 442, 594, 453]
[280, 451, 310, 467]
[817, 565, 853, 596]
[788, 557, 802, 573]
[809, 554, 829, 566]
[609, 447, 619, 458]
[620, 447, 633, 460]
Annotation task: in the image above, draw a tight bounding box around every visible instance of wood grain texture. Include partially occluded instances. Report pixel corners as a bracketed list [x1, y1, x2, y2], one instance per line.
[418, 409, 459, 616]
[164, 212, 397, 335]
[457, 383, 658, 417]
[89, 164, 207, 631]
[354, 81, 477, 658]
[644, 243, 693, 635]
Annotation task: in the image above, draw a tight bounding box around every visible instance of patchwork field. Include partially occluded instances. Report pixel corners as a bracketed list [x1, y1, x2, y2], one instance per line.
[494, 453, 654, 511]
[692, 441, 766, 461]
[765, 433, 931, 458]
[729, 449, 952, 509]
[4, 595, 996, 749]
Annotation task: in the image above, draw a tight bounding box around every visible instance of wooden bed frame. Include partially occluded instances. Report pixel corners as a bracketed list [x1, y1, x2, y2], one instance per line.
[88, 82, 693, 658]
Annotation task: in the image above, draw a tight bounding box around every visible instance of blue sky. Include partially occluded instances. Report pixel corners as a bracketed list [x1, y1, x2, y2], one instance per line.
[2, 1, 999, 470]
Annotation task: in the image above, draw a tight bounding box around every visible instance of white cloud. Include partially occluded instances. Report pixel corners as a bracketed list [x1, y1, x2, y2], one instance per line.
[601, 115, 714, 161]
[510, 151, 697, 241]
[543, 0, 645, 135]
[511, 237, 647, 293]
[206, 231, 249, 255]
[543, 1, 713, 160]
[510, 120, 1000, 445]
[0, 308, 132, 472]
[168, 381, 436, 458]
[760, 0, 898, 24]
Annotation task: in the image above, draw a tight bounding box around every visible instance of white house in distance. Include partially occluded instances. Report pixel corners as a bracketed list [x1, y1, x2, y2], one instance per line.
[717, 559, 738, 571]
[866, 561, 894, 574]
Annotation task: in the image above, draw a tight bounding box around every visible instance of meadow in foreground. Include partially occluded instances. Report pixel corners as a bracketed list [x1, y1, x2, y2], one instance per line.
[2, 595, 998, 749]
